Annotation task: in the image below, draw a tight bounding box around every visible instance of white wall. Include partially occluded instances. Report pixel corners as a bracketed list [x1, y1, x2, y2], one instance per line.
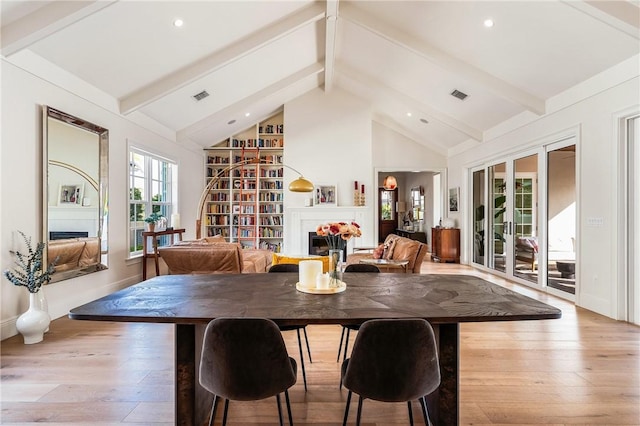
[372, 122, 447, 171]
[283, 88, 448, 249]
[1, 60, 204, 339]
[448, 76, 640, 318]
[284, 88, 376, 246]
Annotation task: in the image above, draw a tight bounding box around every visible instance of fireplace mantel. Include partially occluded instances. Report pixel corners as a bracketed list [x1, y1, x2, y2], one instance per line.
[284, 206, 374, 255]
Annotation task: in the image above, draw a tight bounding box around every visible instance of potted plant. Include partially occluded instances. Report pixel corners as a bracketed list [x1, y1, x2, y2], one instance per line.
[3, 231, 57, 344]
[144, 212, 163, 232]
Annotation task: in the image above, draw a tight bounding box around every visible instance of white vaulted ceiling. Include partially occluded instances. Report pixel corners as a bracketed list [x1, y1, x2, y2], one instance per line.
[2, 0, 639, 154]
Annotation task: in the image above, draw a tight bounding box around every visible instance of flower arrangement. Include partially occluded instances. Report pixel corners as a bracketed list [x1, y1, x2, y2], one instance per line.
[315, 221, 362, 250]
[3, 231, 57, 293]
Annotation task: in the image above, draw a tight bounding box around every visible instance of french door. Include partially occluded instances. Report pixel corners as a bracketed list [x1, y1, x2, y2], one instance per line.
[472, 154, 537, 275]
[471, 139, 576, 299]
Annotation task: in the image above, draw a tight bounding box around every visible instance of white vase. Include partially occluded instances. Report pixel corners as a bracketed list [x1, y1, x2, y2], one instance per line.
[36, 287, 50, 333]
[16, 292, 51, 344]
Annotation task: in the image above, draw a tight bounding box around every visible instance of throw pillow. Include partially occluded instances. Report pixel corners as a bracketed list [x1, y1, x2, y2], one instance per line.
[372, 244, 385, 259]
[272, 253, 330, 273]
[383, 238, 397, 260]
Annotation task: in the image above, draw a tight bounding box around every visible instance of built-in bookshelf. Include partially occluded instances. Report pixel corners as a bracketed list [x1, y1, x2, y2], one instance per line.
[203, 112, 284, 252]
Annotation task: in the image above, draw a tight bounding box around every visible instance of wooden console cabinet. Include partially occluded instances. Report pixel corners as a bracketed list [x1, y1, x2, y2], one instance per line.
[431, 227, 460, 263]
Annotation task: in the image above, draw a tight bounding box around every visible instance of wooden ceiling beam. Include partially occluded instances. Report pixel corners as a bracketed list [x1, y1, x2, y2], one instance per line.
[336, 61, 483, 142]
[324, 0, 339, 92]
[178, 62, 324, 142]
[340, 2, 546, 116]
[561, 0, 640, 39]
[120, 2, 325, 115]
[372, 113, 449, 157]
[1, 1, 116, 57]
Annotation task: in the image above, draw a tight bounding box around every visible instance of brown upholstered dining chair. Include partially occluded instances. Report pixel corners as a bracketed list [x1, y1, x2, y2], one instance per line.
[268, 263, 312, 391]
[336, 263, 380, 363]
[199, 317, 297, 426]
[340, 318, 441, 426]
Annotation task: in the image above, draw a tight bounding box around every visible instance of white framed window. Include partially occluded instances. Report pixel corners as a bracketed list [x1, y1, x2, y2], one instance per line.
[129, 147, 177, 257]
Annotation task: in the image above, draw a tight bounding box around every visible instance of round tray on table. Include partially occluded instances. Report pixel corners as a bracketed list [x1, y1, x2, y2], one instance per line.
[296, 281, 346, 294]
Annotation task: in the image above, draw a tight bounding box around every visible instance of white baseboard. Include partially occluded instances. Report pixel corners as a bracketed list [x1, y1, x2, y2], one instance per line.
[1, 275, 139, 341]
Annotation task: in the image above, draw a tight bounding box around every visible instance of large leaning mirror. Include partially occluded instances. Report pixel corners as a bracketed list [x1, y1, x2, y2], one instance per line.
[42, 106, 109, 282]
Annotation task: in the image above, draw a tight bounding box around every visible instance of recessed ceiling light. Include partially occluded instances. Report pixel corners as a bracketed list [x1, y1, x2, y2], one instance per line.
[406, 112, 412, 117]
[173, 18, 184, 27]
[245, 112, 251, 117]
[483, 18, 494, 28]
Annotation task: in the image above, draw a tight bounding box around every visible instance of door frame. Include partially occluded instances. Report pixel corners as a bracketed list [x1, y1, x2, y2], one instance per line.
[615, 108, 640, 323]
[373, 167, 447, 245]
[543, 138, 578, 301]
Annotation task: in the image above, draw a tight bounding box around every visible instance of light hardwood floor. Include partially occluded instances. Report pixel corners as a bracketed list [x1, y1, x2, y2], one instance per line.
[1, 262, 639, 425]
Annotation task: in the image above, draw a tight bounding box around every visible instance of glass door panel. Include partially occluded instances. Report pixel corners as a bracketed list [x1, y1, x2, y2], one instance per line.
[512, 154, 538, 284]
[378, 188, 397, 243]
[547, 145, 576, 295]
[472, 169, 486, 265]
[489, 163, 506, 272]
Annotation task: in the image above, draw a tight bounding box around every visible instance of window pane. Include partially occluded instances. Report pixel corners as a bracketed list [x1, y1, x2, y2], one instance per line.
[128, 149, 176, 256]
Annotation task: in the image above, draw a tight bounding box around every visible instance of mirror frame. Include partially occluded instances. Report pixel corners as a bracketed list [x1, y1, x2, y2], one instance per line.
[42, 106, 109, 282]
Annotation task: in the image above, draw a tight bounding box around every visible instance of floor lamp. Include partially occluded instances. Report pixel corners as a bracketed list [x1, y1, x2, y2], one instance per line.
[195, 158, 314, 239]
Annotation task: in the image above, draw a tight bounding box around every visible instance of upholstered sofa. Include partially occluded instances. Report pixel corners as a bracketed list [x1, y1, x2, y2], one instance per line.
[48, 237, 100, 272]
[346, 234, 428, 273]
[515, 236, 575, 271]
[158, 237, 272, 274]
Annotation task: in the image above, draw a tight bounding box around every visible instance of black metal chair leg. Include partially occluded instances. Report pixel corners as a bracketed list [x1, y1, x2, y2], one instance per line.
[302, 327, 312, 362]
[337, 326, 346, 362]
[276, 393, 284, 426]
[209, 395, 218, 426]
[420, 396, 430, 426]
[407, 401, 414, 426]
[285, 389, 294, 426]
[222, 398, 229, 426]
[342, 390, 352, 426]
[343, 328, 351, 361]
[296, 328, 308, 391]
[356, 395, 364, 426]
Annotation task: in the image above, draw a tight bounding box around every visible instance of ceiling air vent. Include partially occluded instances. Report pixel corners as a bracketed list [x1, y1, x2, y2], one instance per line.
[192, 90, 209, 101]
[450, 89, 468, 101]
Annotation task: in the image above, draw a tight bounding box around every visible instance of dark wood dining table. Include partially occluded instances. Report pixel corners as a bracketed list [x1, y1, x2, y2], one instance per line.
[69, 273, 561, 426]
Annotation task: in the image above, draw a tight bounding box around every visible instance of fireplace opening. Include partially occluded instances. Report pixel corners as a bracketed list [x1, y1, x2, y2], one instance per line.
[50, 231, 89, 240]
[308, 232, 347, 261]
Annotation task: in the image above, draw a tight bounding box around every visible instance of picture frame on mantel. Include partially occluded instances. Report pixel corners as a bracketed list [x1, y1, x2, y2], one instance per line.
[448, 187, 459, 212]
[58, 183, 84, 206]
[314, 184, 337, 206]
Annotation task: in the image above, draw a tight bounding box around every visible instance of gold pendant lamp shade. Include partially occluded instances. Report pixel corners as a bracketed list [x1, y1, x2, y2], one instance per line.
[383, 175, 397, 190]
[289, 176, 314, 192]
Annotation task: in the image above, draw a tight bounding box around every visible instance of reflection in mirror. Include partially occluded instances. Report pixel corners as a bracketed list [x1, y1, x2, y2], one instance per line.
[43, 106, 109, 283]
[411, 186, 424, 225]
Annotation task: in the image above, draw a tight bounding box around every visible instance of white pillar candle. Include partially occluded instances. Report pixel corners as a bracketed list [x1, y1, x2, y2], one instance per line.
[171, 213, 181, 229]
[299, 260, 322, 288]
[316, 273, 330, 289]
